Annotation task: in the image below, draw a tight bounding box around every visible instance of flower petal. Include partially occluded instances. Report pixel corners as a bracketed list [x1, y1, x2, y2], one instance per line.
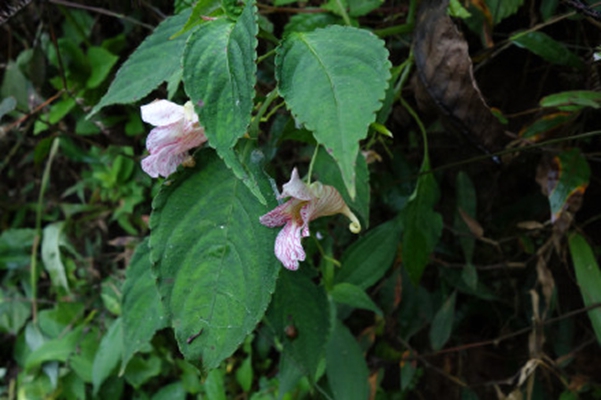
[141, 100, 185, 126]
[280, 168, 312, 201]
[260, 201, 294, 228]
[274, 220, 306, 271]
[141, 146, 187, 178]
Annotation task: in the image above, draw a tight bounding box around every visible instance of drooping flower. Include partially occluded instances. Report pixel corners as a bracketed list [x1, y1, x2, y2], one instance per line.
[259, 168, 361, 270]
[140, 99, 207, 178]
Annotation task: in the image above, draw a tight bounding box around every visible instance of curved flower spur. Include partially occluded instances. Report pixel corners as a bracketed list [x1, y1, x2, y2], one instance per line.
[260, 168, 361, 270]
[140, 99, 207, 178]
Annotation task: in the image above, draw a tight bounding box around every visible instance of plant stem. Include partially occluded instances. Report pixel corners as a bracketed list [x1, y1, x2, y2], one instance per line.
[249, 89, 280, 138]
[306, 144, 321, 185]
[30, 137, 60, 323]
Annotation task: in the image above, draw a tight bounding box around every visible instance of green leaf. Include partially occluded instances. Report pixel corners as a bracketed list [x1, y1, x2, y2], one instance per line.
[152, 382, 186, 400]
[275, 25, 391, 198]
[0, 288, 31, 335]
[313, 146, 370, 228]
[548, 148, 590, 222]
[123, 354, 162, 389]
[25, 325, 84, 370]
[70, 327, 100, 383]
[487, 0, 524, 24]
[401, 158, 443, 285]
[266, 270, 330, 382]
[92, 318, 123, 395]
[86, 46, 119, 89]
[182, 2, 265, 203]
[454, 171, 477, 263]
[519, 112, 574, 140]
[335, 219, 401, 289]
[568, 234, 601, 345]
[90, 10, 193, 116]
[0, 228, 35, 270]
[347, 0, 383, 17]
[0, 96, 17, 120]
[429, 291, 457, 351]
[540, 0, 559, 21]
[38, 302, 84, 339]
[326, 320, 369, 400]
[205, 369, 227, 400]
[540, 90, 601, 111]
[149, 149, 279, 370]
[41, 222, 70, 293]
[511, 31, 584, 69]
[121, 238, 168, 371]
[282, 13, 343, 37]
[331, 283, 382, 316]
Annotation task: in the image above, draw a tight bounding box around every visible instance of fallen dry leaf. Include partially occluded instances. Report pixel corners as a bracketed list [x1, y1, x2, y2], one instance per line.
[413, 0, 507, 154]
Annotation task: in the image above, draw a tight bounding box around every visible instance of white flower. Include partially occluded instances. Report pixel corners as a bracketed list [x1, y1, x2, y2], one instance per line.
[140, 100, 207, 178]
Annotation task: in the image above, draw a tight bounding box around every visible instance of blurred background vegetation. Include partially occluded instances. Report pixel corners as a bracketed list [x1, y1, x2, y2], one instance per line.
[1, 0, 601, 399]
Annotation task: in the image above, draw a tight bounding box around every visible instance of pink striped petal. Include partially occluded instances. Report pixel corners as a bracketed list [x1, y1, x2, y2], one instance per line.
[274, 220, 306, 271]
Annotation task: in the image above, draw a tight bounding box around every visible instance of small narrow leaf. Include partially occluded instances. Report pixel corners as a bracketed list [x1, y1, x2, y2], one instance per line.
[276, 25, 390, 198]
[121, 238, 168, 371]
[266, 270, 330, 384]
[331, 283, 382, 316]
[454, 171, 477, 263]
[511, 31, 584, 69]
[335, 219, 401, 289]
[401, 158, 443, 285]
[92, 318, 123, 395]
[540, 90, 601, 111]
[429, 292, 457, 351]
[41, 222, 70, 293]
[326, 321, 370, 400]
[90, 10, 193, 116]
[568, 234, 601, 345]
[149, 149, 279, 370]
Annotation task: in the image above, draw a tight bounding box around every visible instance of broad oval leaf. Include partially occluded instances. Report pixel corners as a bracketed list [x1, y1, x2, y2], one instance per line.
[149, 149, 279, 370]
[90, 10, 193, 116]
[276, 25, 390, 198]
[121, 238, 168, 371]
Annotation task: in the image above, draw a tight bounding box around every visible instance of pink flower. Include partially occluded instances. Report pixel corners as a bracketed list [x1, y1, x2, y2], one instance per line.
[140, 100, 207, 178]
[260, 168, 361, 270]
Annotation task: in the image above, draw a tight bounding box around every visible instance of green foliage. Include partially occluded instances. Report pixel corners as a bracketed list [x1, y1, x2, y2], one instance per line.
[401, 156, 443, 285]
[266, 270, 330, 383]
[511, 31, 584, 69]
[91, 10, 194, 115]
[275, 25, 391, 198]
[325, 321, 370, 400]
[149, 149, 279, 370]
[3, 0, 601, 398]
[568, 234, 601, 345]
